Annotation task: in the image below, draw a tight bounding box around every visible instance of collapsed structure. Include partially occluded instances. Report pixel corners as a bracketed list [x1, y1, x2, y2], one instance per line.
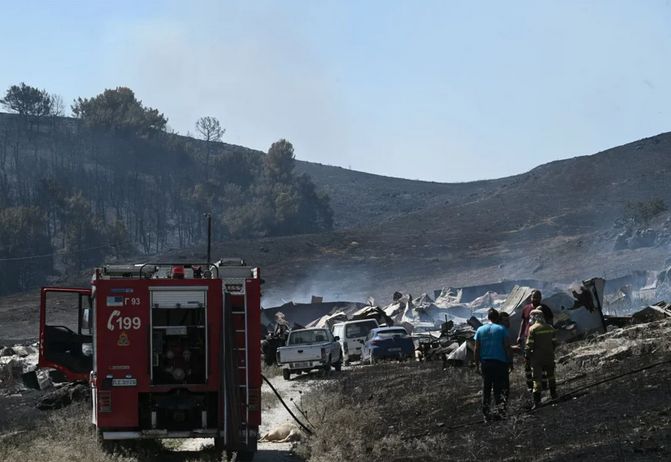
[263, 267, 671, 365]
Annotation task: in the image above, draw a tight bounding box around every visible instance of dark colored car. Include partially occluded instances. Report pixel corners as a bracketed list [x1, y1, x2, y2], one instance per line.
[361, 327, 414, 364]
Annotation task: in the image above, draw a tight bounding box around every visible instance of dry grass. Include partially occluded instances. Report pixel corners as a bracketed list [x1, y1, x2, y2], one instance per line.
[0, 403, 133, 462]
[261, 363, 282, 379]
[293, 382, 383, 462]
[295, 334, 671, 462]
[0, 403, 222, 462]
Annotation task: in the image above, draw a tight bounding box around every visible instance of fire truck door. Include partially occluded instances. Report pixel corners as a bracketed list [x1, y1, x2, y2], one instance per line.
[39, 287, 93, 381]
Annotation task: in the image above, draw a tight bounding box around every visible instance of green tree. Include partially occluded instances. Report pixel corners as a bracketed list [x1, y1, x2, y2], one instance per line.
[71, 87, 167, 136]
[264, 139, 295, 182]
[252, 139, 334, 236]
[0, 83, 53, 117]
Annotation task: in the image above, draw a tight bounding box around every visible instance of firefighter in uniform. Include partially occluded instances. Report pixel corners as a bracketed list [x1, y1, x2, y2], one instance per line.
[525, 309, 558, 409]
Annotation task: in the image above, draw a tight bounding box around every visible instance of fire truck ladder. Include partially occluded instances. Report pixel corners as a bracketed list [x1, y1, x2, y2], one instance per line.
[221, 281, 250, 450]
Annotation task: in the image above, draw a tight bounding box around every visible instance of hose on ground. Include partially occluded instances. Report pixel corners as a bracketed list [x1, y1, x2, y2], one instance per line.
[261, 374, 314, 435]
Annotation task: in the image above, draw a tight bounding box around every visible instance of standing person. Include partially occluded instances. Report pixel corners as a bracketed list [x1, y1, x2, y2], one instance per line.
[525, 309, 558, 409]
[474, 308, 513, 422]
[497, 312, 513, 405]
[273, 312, 290, 339]
[517, 289, 554, 392]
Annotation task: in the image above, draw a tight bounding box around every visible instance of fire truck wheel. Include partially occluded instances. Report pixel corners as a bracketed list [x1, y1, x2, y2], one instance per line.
[282, 369, 291, 380]
[236, 438, 257, 462]
[214, 437, 224, 451]
[214, 437, 233, 461]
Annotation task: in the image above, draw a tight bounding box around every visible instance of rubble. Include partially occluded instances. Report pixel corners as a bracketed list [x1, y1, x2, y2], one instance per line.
[262, 301, 367, 331]
[36, 382, 90, 410]
[1, 347, 16, 357]
[262, 270, 671, 371]
[557, 318, 671, 367]
[0, 342, 39, 389]
[631, 302, 671, 324]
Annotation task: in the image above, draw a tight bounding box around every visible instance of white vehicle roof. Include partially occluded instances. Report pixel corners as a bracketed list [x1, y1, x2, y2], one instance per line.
[332, 318, 379, 327]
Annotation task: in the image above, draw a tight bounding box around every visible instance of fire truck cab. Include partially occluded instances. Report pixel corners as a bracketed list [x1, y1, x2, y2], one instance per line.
[38, 260, 261, 460]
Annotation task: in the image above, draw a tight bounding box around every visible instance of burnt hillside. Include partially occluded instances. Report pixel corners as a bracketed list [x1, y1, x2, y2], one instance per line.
[208, 132, 671, 304]
[2, 106, 671, 303]
[0, 112, 334, 295]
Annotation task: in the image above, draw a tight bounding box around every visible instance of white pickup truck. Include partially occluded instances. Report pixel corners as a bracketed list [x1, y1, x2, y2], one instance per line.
[276, 328, 343, 380]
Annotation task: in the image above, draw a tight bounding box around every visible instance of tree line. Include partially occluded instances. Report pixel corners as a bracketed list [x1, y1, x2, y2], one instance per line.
[0, 83, 333, 295]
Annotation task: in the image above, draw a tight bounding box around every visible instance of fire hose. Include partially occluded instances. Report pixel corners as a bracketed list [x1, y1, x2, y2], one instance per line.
[261, 374, 314, 435]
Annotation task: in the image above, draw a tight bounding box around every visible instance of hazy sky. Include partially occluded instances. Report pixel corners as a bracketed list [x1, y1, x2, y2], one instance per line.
[2, 1, 671, 182]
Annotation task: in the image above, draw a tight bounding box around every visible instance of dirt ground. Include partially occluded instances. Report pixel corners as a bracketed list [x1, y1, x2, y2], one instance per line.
[295, 319, 671, 462]
[1, 321, 670, 462]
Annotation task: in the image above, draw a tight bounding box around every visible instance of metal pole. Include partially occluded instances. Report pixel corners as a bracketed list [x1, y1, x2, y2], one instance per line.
[207, 213, 212, 264]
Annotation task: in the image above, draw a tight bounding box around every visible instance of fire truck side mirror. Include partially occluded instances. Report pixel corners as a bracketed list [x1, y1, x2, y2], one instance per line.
[81, 307, 92, 332]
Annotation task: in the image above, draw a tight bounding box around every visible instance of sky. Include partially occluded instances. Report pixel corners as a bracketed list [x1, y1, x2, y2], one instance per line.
[2, 0, 671, 182]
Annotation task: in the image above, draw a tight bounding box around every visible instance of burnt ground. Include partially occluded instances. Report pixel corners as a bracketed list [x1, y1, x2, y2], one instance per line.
[0, 388, 42, 435]
[1, 129, 671, 460]
[296, 320, 671, 462]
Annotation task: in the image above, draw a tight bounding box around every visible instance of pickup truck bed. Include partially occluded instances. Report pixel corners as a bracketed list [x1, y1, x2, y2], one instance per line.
[276, 328, 342, 380]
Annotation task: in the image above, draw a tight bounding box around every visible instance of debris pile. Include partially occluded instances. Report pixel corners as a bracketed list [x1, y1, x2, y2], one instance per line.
[0, 343, 39, 389]
[265, 270, 671, 368]
[558, 317, 671, 368]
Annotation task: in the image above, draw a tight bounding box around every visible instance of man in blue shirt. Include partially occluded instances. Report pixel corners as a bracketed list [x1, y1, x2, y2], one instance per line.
[474, 308, 513, 421]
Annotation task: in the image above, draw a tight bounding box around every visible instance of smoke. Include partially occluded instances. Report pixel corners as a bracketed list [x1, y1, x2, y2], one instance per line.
[101, 2, 354, 169]
[261, 262, 374, 308]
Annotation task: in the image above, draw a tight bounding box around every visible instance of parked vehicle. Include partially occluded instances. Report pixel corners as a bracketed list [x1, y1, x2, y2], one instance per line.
[276, 328, 342, 380]
[361, 327, 415, 364]
[332, 319, 379, 364]
[37, 261, 261, 461]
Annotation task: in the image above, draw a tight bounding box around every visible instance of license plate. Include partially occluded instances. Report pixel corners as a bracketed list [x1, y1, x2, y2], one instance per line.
[388, 347, 402, 352]
[291, 361, 310, 368]
[112, 378, 137, 387]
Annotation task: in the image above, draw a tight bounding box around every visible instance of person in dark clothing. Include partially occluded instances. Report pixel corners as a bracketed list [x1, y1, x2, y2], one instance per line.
[475, 308, 513, 422]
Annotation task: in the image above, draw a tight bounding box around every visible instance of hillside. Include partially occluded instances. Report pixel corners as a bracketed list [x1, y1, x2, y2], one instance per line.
[250, 132, 671, 305]
[294, 160, 504, 229]
[2, 109, 671, 328]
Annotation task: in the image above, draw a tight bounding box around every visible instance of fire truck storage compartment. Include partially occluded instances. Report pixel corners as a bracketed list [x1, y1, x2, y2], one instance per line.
[139, 391, 218, 431]
[150, 287, 208, 385]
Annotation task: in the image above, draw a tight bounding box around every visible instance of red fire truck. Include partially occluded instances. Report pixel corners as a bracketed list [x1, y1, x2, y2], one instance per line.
[38, 260, 261, 460]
